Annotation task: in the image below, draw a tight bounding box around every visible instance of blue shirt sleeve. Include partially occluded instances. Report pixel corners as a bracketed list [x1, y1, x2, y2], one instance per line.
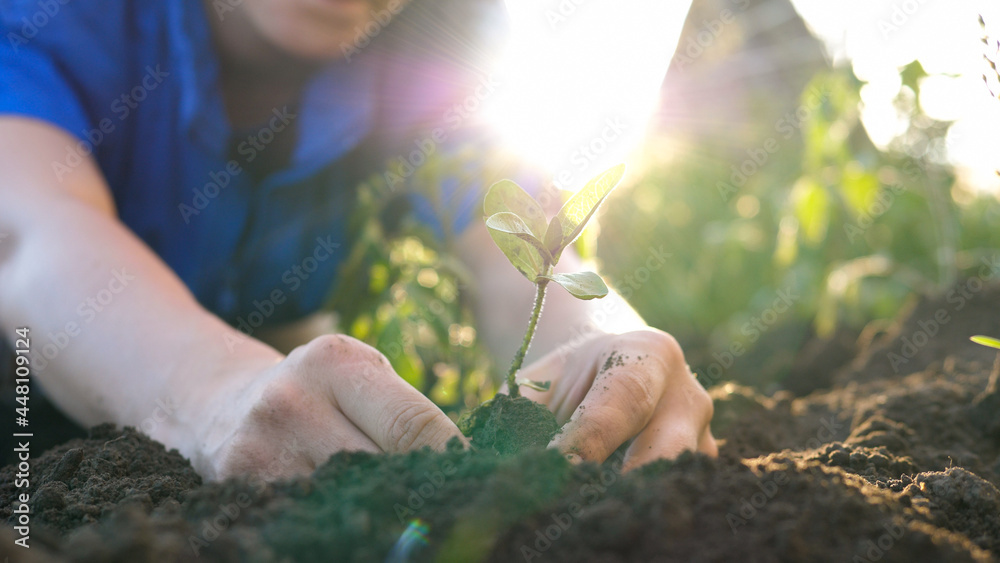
[0, 25, 91, 142]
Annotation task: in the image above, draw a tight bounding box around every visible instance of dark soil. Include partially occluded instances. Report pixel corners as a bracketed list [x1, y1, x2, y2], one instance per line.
[2, 283, 1000, 562]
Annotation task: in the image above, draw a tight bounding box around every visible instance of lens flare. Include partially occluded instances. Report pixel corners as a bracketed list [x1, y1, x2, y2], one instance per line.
[385, 518, 430, 563]
[484, 0, 693, 188]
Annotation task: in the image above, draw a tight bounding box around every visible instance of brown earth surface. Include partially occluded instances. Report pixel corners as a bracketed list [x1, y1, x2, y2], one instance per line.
[2, 284, 999, 562]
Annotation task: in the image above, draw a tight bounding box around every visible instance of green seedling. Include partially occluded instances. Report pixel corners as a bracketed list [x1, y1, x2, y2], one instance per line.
[971, 335, 1000, 350]
[484, 163, 626, 397]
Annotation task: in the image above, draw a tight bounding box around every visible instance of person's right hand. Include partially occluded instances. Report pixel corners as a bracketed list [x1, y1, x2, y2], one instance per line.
[185, 334, 464, 481]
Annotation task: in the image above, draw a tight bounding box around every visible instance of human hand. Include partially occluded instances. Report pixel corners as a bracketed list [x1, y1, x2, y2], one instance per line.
[516, 329, 717, 471]
[188, 335, 464, 481]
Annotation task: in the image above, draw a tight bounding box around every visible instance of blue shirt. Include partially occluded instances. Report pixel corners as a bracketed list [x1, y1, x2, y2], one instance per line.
[0, 0, 503, 326]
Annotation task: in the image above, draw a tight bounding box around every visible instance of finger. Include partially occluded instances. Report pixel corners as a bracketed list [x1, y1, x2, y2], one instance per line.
[621, 410, 700, 472]
[248, 419, 380, 480]
[301, 335, 465, 453]
[548, 345, 669, 463]
[514, 344, 599, 423]
[298, 400, 384, 468]
[217, 374, 382, 480]
[622, 372, 716, 472]
[698, 426, 719, 457]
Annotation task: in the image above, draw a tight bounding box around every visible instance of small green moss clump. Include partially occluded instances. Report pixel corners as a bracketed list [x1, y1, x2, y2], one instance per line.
[458, 393, 559, 457]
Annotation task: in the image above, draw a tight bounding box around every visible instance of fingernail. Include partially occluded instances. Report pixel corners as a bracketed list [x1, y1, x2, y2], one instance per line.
[565, 453, 583, 465]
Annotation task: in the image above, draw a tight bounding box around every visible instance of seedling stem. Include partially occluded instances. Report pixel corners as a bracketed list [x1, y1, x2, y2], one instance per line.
[507, 276, 549, 397]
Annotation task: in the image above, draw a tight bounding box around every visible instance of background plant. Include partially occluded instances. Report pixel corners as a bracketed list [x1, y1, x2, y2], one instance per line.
[972, 336, 1000, 350]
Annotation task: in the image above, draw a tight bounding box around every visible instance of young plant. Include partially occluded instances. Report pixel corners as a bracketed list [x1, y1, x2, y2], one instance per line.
[971, 335, 1000, 350]
[483, 163, 626, 397]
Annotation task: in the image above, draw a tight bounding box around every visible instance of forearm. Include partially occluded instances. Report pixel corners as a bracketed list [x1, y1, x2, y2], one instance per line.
[0, 123, 282, 454]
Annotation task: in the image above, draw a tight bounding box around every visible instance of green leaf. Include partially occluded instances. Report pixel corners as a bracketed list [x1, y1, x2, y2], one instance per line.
[486, 231, 545, 281]
[794, 179, 830, 245]
[484, 180, 547, 239]
[516, 379, 551, 392]
[543, 215, 564, 256]
[485, 212, 549, 280]
[540, 271, 609, 300]
[971, 335, 1000, 350]
[485, 212, 554, 262]
[545, 163, 626, 256]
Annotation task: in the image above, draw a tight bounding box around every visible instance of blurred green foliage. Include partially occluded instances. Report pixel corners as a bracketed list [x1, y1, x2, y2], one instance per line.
[599, 62, 1000, 389]
[326, 156, 497, 414]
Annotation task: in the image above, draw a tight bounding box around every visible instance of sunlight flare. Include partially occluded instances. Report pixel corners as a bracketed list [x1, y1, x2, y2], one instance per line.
[484, 0, 693, 189]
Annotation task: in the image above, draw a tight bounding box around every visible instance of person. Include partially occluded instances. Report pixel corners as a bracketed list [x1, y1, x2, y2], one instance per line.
[0, 0, 716, 480]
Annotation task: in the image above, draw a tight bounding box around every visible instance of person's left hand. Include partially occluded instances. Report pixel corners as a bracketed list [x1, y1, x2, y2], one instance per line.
[515, 329, 717, 471]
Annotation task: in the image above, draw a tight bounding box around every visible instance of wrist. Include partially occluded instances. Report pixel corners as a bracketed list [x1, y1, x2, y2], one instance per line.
[147, 316, 283, 472]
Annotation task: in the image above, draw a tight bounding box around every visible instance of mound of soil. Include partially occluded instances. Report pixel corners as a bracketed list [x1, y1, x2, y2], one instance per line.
[2, 284, 1000, 562]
